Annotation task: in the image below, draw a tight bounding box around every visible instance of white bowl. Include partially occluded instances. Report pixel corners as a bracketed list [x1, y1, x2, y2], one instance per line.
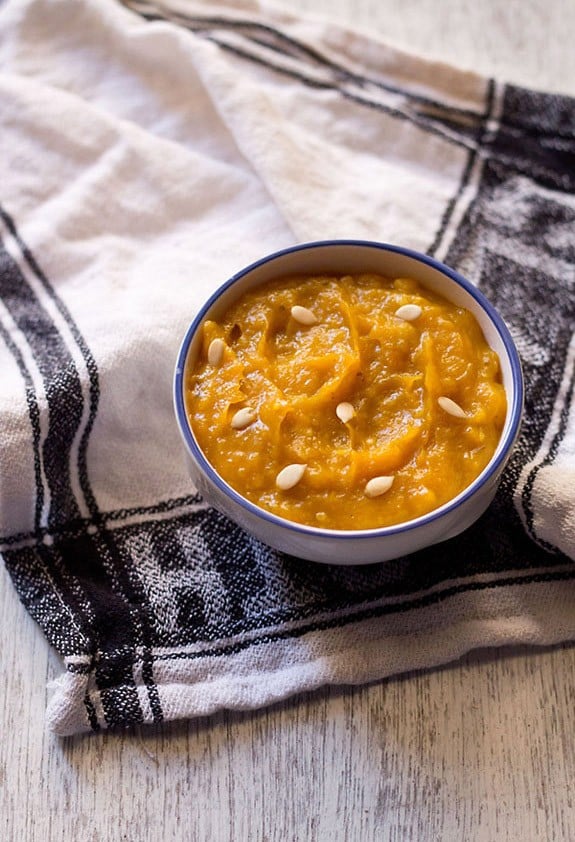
[174, 240, 523, 565]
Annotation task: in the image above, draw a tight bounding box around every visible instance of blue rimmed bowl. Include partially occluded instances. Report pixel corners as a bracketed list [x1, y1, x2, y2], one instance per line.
[174, 240, 523, 565]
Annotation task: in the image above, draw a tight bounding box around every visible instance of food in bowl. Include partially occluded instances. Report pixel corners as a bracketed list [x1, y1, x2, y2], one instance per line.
[185, 272, 506, 531]
[174, 241, 523, 564]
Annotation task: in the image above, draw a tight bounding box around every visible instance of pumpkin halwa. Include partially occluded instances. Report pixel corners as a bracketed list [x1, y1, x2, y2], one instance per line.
[186, 273, 506, 530]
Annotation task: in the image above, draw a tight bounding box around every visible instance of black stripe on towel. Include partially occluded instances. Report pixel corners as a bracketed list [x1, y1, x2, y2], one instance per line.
[0, 211, 163, 727]
[0, 205, 102, 522]
[0, 315, 44, 532]
[0, 225, 83, 528]
[122, 0, 489, 154]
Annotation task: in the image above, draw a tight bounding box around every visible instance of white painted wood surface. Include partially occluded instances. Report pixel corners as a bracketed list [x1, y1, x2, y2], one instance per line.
[2, 1, 575, 840]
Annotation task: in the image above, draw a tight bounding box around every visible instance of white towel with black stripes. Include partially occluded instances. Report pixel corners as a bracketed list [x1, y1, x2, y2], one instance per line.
[1, 0, 575, 735]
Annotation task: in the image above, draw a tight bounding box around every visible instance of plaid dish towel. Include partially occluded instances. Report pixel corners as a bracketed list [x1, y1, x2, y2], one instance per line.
[1, 0, 574, 737]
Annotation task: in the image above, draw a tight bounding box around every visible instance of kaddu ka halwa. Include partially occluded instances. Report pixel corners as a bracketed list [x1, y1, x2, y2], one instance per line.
[185, 273, 506, 530]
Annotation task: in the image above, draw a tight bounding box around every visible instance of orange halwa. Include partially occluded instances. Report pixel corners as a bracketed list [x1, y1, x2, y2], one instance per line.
[186, 274, 506, 530]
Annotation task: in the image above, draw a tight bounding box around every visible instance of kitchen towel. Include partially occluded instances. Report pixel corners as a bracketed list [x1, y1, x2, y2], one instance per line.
[0, 0, 574, 736]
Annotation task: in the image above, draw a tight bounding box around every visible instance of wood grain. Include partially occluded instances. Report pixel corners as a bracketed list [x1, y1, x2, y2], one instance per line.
[2, 1, 575, 840]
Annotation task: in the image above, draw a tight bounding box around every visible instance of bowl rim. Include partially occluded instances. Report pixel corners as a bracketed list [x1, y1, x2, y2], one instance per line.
[173, 239, 524, 540]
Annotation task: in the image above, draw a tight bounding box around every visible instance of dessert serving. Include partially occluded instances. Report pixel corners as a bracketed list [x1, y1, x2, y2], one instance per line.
[185, 272, 506, 531]
[174, 241, 523, 564]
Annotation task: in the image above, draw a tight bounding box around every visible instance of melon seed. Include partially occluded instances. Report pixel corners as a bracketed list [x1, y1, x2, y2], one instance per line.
[364, 475, 394, 498]
[395, 303, 422, 321]
[231, 407, 257, 430]
[207, 337, 225, 366]
[276, 463, 307, 490]
[291, 305, 318, 326]
[438, 396, 467, 418]
[336, 402, 356, 424]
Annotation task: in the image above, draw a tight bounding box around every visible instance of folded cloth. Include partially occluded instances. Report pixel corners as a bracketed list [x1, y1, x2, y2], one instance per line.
[0, 0, 574, 736]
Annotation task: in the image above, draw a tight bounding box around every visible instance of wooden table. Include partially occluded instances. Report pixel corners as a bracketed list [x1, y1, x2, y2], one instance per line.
[2, 1, 575, 839]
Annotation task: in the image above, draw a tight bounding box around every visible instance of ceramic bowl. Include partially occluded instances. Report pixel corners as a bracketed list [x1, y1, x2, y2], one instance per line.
[174, 240, 523, 565]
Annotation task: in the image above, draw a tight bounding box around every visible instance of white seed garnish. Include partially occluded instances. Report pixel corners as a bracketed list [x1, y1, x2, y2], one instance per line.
[438, 396, 467, 418]
[291, 305, 318, 326]
[207, 337, 225, 366]
[365, 475, 394, 498]
[230, 407, 257, 430]
[395, 303, 422, 321]
[336, 402, 356, 424]
[276, 463, 307, 491]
